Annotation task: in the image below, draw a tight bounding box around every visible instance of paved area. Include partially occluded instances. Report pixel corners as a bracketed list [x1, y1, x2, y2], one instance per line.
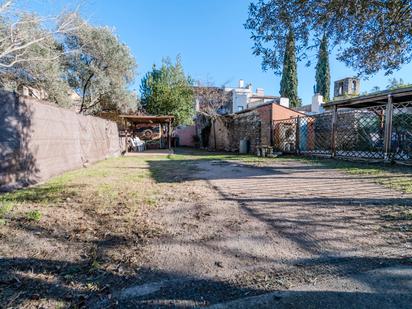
[94, 159, 412, 307]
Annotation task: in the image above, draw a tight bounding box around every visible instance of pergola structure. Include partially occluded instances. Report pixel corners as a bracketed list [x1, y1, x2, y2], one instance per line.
[323, 86, 412, 160]
[119, 115, 174, 152]
[324, 86, 412, 109]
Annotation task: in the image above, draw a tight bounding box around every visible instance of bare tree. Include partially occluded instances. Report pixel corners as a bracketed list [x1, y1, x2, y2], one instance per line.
[193, 81, 232, 149]
[194, 81, 232, 117]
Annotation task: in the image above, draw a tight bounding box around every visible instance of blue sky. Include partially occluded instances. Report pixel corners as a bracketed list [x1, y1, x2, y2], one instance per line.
[28, 0, 412, 104]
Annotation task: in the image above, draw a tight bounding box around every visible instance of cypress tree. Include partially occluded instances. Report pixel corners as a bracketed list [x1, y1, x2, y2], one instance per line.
[315, 35, 331, 101]
[280, 30, 300, 107]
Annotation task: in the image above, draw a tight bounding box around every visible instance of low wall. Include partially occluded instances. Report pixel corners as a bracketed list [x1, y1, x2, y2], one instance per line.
[0, 91, 121, 190]
[175, 125, 196, 147]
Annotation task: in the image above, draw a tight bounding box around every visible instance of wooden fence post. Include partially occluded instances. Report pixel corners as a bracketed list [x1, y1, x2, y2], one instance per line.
[168, 121, 172, 150]
[331, 105, 338, 158]
[383, 94, 393, 162]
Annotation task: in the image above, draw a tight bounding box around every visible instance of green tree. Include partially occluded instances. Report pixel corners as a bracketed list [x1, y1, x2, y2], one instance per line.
[140, 57, 194, 125]
[63, 16, 137, 114]
[280, 30, 300, 107]
[315, 35, 330, 102]
[245, 0, 412, 76]
[386, 78, 410, 90]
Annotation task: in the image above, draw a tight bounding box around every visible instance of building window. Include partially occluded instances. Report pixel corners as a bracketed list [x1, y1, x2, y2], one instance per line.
[352, 80, 357, 92]
[238, 106, 244, 112]
[338, 82, 344, 96]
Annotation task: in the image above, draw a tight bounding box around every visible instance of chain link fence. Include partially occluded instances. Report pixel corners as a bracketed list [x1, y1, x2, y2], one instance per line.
[273, 102, 412, 163]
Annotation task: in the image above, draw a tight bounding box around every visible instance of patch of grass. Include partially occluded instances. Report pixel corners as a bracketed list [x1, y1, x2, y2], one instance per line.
[0, 201, 14, 217]
[144, 196, 157, 207]
[25, 209, 42, 222]
[0, 201, 14, 224]
[96, 183, 118, 205]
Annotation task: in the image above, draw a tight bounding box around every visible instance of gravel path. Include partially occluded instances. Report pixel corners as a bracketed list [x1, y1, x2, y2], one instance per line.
[99, 159, 412, 308]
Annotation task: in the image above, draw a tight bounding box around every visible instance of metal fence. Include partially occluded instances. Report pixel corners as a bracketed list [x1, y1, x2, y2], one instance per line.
[273, 102, 412, 163]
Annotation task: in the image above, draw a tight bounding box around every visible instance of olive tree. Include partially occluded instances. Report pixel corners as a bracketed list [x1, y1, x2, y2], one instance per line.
[63, 16, 137, 114]
[0, 1, 79, 106]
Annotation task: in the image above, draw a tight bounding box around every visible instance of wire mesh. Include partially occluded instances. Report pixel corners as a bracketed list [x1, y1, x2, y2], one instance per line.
[391, 102, 412, 161]
[335, 106, 386, 159]
[273, 102, 411, 162]
[273, 118, 297, 153]
[299, 113, 333, 156]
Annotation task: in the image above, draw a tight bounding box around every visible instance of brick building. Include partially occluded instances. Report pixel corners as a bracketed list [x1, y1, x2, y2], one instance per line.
[207, 102, 305, 153]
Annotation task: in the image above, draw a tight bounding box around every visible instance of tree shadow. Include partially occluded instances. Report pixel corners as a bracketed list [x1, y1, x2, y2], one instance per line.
[0, 183, 79, 203]
[1, 254, 411, 308]
[0, 91, 39, 191]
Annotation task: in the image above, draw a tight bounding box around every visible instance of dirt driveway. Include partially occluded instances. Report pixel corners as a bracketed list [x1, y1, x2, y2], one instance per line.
[103, 157, 412, 308]
[1, 153, 411, 308]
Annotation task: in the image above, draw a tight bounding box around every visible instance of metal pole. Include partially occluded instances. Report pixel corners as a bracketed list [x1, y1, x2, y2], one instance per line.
[295, 116, 300, 155]
[331, 105, 337, 158]
[383, 94, 393, 162]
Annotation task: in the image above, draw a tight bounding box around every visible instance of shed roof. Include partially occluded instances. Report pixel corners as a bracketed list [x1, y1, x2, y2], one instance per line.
[119, 115, 174, 123]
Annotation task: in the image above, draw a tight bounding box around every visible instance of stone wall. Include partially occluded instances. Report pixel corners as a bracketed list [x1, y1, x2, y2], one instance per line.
[208, 103, 304, 153]
[0, 91, 121, 190]
[209, 110, 262, 153]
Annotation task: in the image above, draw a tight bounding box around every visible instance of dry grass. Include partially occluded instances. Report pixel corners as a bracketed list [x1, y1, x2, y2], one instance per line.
[0, 155, 193, 308]
[1, 149, 411, 308]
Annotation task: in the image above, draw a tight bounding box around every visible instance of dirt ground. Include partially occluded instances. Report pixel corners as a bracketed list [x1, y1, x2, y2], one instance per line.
[1, 151, 411, 308]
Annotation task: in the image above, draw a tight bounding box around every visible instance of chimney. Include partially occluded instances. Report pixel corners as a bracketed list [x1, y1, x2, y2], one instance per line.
[256, 88, 264, 96]
[280, 97, 289, 108]
[239, 79, 245, 88]
[311, 94, 324, 113]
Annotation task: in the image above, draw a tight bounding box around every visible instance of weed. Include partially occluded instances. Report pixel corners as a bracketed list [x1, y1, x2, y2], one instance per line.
[90, 260, 101, 270]
[0, 202, 14, 223]
[144, 196, 157, 207]
[25, 210, 42, 222]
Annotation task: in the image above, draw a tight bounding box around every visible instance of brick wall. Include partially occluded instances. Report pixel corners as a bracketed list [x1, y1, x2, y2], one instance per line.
[0, 91, 121, 190]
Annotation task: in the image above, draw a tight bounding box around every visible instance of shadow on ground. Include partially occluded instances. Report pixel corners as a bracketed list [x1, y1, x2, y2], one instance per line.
[1, 251, 411, 308]
[2, 150, 412, 307]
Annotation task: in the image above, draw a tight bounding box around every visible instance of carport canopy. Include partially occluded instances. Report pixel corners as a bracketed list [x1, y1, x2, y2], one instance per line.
[119, 115, 175, 150]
